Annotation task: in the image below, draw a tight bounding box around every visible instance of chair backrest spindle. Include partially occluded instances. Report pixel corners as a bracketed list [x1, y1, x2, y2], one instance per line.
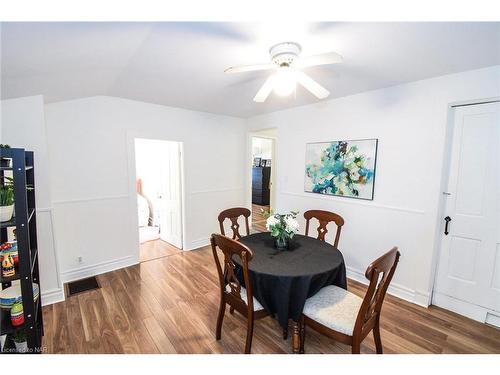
[210, 233, 255, 311]
[304, 210, 345, 248]
[354, 247, 400, 335]
[218, 207, 251, 239]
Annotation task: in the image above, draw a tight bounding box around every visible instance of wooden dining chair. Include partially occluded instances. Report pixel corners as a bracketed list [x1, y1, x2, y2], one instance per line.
[218, 207, 251, 240]
[210, 233, 269, 354]
[304, 210, 345, 248]
[299, 247, 400, 354]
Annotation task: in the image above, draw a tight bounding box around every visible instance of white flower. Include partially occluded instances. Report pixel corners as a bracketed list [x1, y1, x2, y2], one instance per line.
[284, 216, 299, 233]
[266, 216, 280, 230]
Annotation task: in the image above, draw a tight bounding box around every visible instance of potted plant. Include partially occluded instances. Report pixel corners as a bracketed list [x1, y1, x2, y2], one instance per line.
[0, 144, 11, 168]
[264, 210, 300, 250]
[0, 177, 14, 222]
[13, 330, 28, 353]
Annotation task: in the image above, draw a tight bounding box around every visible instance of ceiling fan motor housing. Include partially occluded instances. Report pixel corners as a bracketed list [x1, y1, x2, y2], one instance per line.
[270, 42, 302, 67]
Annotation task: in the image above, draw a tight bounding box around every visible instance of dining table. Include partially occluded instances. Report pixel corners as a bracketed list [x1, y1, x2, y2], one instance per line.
[235, 232, 347, 353]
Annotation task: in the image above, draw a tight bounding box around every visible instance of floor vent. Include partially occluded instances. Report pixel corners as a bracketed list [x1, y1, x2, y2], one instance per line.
[66, 276, 100, 297]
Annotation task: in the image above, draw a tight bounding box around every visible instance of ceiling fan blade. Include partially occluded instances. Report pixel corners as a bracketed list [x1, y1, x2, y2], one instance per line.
[253, 76, 275, 103]
[296, 71, 330, 99]
[224, 63, 273, 74]
[300, 52, 343, 68]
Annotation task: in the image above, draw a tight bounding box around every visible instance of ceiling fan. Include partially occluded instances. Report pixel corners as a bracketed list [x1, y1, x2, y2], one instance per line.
[224, 42, 343, 103]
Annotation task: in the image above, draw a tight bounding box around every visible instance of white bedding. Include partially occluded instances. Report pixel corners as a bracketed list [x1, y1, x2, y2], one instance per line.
[137, 194, 149, 227]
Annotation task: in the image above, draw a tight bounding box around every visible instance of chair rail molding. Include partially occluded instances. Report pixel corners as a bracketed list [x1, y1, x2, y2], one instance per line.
[281, 191, 425, 215]
[52, 194, 129, 205]
[189, 186, 244, 195]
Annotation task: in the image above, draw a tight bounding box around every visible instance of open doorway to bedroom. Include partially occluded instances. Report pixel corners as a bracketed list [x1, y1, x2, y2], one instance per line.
[250, 129, 277, 232]
[134, 138, 183, 263]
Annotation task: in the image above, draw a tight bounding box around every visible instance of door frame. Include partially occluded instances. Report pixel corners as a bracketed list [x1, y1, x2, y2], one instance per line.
[247, 128, 278, 213]
[126, 131, 186, 260]
[428, 97, 500, 313]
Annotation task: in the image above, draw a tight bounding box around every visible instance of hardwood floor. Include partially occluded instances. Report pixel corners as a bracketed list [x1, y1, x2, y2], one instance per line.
[139, 239, 181, 263]
[252, 204, 269, 233]
[42, 242, 500, 354]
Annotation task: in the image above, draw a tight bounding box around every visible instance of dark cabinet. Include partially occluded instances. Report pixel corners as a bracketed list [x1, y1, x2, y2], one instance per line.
[252, 167, 271, 205]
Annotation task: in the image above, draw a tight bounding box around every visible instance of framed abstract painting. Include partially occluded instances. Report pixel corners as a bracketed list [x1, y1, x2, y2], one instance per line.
[304, 139, 378, 200]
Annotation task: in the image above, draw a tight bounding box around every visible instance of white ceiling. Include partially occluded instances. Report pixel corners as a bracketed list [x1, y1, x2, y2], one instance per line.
[1, 22, 499, 118]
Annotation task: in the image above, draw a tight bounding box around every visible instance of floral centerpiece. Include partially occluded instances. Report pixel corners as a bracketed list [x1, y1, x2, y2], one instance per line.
[264, 210, 299, 250]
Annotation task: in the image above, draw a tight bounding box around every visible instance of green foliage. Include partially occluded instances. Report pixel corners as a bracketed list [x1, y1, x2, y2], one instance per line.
[1, 176, 14, 206]
[13, 330, 26, 343]
[266, 210, 300, 242]
[0, 176, 33, 206]
[261, 207, 272, 219]
[0, 186, 14, 206]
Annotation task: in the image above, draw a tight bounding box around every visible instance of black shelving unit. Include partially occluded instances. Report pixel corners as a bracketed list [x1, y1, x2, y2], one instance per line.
[1, 148, 43, 353]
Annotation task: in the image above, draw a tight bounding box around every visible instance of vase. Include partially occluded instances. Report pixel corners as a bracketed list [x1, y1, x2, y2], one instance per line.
[0, 334, 6, 352]
[274, 236, 289, 250]
[0, 205, 14, 222]
[14, 340, 28, 353]
[11, 301, 25, 327]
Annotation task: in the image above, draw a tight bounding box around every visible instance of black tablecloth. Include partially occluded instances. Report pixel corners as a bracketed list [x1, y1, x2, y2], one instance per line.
[235, 232, 347, 328]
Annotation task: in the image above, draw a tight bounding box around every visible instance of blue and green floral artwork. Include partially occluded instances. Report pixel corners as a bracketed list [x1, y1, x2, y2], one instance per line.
[305, 139, 378, 200]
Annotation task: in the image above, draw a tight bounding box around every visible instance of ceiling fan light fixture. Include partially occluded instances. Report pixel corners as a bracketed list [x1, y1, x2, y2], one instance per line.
[273, 67, 296, 97]
[226, 41, 341, 103]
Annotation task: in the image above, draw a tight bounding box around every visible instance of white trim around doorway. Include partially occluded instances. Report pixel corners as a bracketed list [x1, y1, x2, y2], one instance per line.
[125, 131, 187, 259]
[428, 97, 500, 317]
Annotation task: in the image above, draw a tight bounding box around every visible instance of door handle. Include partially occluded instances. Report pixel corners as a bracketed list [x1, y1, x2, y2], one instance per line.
[444, 216, 452, 235]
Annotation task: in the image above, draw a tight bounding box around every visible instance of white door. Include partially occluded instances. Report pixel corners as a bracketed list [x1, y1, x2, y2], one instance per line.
[433, 101, 500, 324]
[158, 142, 183, 249]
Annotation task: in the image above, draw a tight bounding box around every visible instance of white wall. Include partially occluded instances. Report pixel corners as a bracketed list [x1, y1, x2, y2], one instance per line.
[252, 137, 273, 160]
[246, 65, 500, 306]
[0, 95, 64, 305]
[3, 66, 498, 310]
[44, 96, 246, 283]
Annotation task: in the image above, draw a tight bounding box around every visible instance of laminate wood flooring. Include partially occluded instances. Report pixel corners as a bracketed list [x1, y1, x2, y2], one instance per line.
[139, 239, 181, 263]
[42, 243, 500, 354]
[251, 204, 269, 233]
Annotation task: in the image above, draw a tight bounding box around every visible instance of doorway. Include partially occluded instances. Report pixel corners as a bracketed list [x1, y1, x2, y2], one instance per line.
[134, 138, 183, 262]
[432, 101, 500, 326]
[250, 130, 277, 232]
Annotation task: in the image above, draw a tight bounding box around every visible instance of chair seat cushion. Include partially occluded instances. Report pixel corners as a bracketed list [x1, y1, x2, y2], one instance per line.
[225, 285, 264, 311]
[303, 285, 363, 336]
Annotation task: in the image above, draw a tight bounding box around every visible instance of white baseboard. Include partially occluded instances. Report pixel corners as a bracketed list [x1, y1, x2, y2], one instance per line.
[41, 288, 65, 306]
[432, 291, 499, 325]
[187, 238, 210, 251]
[413, 289, 432, 306]
[346, 266, 429, 307]
[60, 255, 138, 283]
[486, 312, 500, 328]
